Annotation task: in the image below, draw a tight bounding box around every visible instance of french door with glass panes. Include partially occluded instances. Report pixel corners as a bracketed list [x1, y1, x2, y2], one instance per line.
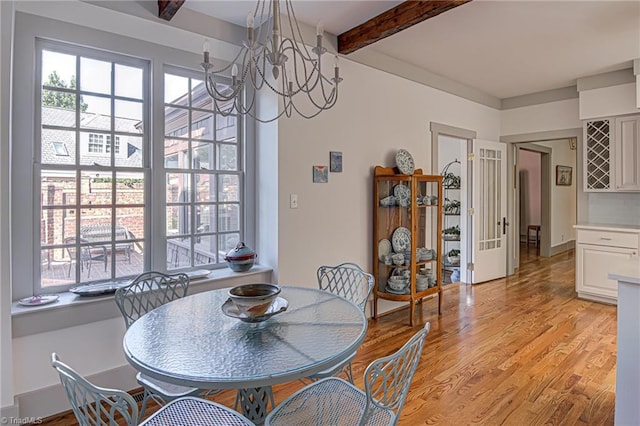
[470, 139, 507, 283]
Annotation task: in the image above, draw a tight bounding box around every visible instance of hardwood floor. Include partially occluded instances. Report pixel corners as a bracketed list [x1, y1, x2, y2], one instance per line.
[42, 245, 617, 425]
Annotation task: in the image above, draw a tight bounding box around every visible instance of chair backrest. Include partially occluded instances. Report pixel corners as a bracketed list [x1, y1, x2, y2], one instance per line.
[51, 353, 138, 426]
[360, 322, 430, 426]
[115, 271, 189, 329]
[316, 262, 374, 312]
[64, 237, 90, 261]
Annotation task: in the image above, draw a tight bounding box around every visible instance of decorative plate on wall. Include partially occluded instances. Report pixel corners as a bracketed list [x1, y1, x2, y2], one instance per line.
[395, 149, 415, 175]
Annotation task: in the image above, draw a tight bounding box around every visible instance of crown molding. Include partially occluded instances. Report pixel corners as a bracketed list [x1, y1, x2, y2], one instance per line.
[501, 86, 578, 110]
[577, 67, 634, 92]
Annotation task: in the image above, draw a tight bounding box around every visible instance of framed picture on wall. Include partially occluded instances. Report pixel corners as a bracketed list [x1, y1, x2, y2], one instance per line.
[556, 165, 572, 186]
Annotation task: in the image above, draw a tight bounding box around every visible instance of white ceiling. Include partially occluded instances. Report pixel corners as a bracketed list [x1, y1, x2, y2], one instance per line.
[183, 0, 640, 100]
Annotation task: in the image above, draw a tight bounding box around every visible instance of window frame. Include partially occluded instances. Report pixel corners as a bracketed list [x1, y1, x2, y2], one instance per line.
[163, 65, 245, 271]
[34, 39, 151, 295]
[11, 14, 256, 301]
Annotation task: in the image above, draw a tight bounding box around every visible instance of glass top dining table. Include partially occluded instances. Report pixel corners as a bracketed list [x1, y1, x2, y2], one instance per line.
[122, 286, 368, 423]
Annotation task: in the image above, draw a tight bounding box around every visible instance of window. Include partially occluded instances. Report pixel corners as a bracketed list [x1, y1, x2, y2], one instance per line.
[37, 40, 148, 292]
[14, 30, 250, 299]
[86, 133, 121, 154]
[52, 142, 69, 156]
[88, 133, 103, 153]
[164, 68, 242, 270]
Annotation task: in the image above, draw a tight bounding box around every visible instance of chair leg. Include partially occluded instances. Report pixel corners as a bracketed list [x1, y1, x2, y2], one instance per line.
[345, 362, 354, 384]
[139, 387, 167, 422]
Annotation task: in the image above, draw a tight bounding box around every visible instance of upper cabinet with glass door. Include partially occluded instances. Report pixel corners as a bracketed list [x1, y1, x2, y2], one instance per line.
[584, 115, 640, 192]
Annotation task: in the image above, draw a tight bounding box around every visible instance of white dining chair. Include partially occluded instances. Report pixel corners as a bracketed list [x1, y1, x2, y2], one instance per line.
[139, 396, 255, 426]
[51, 352, 139, 426]
[304, 262, 374, 383]
[114, 271, 202, 419]
[266, 322, 430, 426]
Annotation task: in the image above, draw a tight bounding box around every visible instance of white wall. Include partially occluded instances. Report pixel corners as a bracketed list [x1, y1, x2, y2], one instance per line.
[588, 193, 640, 225]
[537, 139, 577, 246]
[501, 98, 582, 136]
[580, 83, 638, 120]
[274, 58, 501, 287]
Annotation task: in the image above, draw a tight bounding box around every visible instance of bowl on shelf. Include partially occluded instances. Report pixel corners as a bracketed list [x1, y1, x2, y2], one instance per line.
[387, 276, 408, 291]
[416, 275, 429, 291]
[447, 255, 460, 264]
[227, 284, 281, 318]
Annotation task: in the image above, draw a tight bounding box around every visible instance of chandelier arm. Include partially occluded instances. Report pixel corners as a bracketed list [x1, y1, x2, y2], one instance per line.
[205, 74, 241, 102]
[249, 50, 270, 91]
[284, 0, 318, 60]
[289, 93, 337, 119]
[199, 0, 342, 122]
[280, 41, 321, 93]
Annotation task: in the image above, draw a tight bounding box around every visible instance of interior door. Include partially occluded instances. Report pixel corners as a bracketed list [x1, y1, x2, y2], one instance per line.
[471, 139, 507, 283]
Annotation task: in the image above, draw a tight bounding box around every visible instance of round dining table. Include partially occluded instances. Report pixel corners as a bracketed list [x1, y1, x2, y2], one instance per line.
[122, 286, 368, 424]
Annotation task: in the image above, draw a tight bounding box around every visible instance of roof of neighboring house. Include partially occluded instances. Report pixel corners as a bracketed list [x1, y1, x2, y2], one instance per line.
[41, 107, 143, 167]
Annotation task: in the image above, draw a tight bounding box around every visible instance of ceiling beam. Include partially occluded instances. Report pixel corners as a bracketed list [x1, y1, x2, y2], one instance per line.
[338, 0, 471, 55]
[158, 0, 185, 21]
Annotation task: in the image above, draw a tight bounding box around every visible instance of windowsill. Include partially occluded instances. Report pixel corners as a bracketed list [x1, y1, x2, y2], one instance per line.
[11, 265, 274, 337]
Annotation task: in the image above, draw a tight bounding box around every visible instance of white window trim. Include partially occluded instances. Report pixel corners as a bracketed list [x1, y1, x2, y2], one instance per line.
[11, 12, 255, 301]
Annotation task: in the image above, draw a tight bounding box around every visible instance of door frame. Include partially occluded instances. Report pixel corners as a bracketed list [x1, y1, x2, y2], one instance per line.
[430, 122, 477, 283]
[502, 128, 584, 274]
[516, 143, 552, 263]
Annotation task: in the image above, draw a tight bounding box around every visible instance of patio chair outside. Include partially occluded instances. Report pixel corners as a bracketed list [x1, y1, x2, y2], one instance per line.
[266, 322, 431, 426]
[64, 237, 107, 278]
[114, 271, 200, 419]
[51, 352, 138, 426]
[304, 262, 374, 383]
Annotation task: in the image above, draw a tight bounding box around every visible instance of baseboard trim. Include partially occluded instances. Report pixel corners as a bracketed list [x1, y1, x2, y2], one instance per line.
[0, 401, 19, 422]
[550, 240, 575, 256]
[16, 364, 139, 420]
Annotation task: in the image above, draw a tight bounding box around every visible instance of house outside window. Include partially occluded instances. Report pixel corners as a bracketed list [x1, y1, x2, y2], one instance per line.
[37, 40, 148, 292]
[164, 68, 243, 270]
[14, 33, 250, 298]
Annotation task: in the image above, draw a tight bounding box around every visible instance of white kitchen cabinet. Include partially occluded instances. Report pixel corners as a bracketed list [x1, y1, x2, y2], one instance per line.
[615, 115, 640, 190]
[583, 115, 640, 192]
[575, 226, 640, 304]
[584, 118, 613, 191]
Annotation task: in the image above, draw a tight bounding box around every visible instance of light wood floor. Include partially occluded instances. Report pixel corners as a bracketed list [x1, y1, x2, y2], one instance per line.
[42, 245, 617, 425]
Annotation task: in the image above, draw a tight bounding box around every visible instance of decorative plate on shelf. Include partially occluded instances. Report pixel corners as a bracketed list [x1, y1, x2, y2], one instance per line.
[70, 280, 131, 297]
[186, 269, 211, 280]
[385, 285, 409, 295]
[395, 149, 415, 175]
[18, 294, 59, 307]
[393, 184, 411, 207]
[222, 297, 289, 323]
[378, 239, 392, 260]
[391, 226, 411, 253]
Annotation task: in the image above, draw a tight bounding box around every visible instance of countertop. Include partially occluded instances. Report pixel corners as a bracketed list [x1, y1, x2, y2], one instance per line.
[575, 223, 640, 232]
[609, 272, 640, 285]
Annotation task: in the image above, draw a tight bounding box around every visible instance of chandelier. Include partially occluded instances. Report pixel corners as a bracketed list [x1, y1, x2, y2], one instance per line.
[201, 0, 343, 123]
